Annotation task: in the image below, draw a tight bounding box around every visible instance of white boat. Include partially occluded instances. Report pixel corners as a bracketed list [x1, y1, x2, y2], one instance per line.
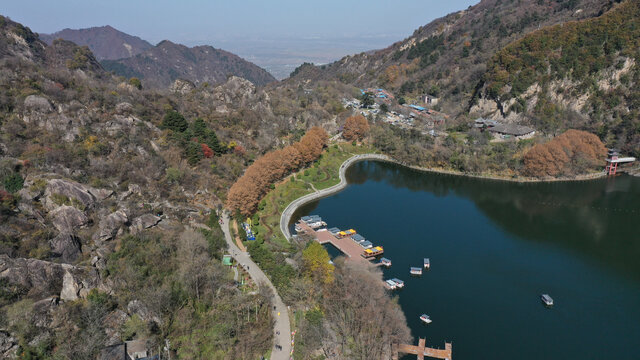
[424, 258, 430, 269]
[385, 280, 397, 290]
[410, 267, 423, 275]
[420, 314, 432, 324]
[380, 258, 392, 267]
[541, 294, 554, 306]
[391, 278, 404, 288]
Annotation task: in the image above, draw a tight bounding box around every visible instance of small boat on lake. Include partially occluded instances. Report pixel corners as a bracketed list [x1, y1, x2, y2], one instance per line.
[380, 257, 392, 267]
[391, 278, 404, 288]
[420, 314, 432, 324]
[424, 258, 430, 269]
[541, 294, 554, 306]
[385, 279, 397, 290]
[410, 267, 423, 276]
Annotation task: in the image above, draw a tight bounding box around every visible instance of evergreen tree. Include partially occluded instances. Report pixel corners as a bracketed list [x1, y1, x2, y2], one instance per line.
[161, 110, 188, 132]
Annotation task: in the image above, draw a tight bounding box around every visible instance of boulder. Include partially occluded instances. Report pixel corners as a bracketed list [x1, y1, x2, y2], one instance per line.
[49, 233, 82, 263]
[24, 95, 53, 113]
[60, 271, 79, 301]
[94, 209, 129, 241]
[44, 178, 96, 211]
[49, 205, 88, 233]
[130, 214, 161, 234]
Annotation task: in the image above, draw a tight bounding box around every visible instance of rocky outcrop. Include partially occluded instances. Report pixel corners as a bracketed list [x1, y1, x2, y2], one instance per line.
[127, 300, 161, 325]
[94, 209, 129, 241]
[49, 233, 82, 263]
[49, 205, 88, 233]
[0, 255, 100, 301]
[130, 214, 161, 234]
[23, 95, 53, 113]
[0, 330, 18, 359]
[43, 178, 96, 211]
[170, 79, 196, 95]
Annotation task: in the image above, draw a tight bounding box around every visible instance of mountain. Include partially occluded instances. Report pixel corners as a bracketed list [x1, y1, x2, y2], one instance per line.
[102, 40, 277, 88]
[288, 0, 612, 115]
[473, 0, 639, 155]
[39, 25, 153, 60]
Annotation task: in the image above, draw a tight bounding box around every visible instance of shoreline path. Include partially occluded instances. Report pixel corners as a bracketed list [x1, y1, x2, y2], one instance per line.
[280, 154, 393, 241]
[220, 213, 292, 360]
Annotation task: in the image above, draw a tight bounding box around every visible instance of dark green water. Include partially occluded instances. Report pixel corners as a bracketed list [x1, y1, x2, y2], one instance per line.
[290, 161, 640, 360]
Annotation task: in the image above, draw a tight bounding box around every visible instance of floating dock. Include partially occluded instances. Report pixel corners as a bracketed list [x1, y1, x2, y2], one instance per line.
[296, 220, 378, 264]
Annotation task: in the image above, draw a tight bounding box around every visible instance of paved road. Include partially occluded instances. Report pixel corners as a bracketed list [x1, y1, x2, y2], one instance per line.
[220, 213, 292, 360]
[280, 153, 392, 241]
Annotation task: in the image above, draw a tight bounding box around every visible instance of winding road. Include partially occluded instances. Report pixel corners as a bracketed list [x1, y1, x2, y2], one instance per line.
[220, 213, 292, 360]
[279, 153, 392, 241]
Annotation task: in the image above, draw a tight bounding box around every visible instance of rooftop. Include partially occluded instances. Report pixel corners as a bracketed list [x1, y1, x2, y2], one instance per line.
[488, 123, 535, 136]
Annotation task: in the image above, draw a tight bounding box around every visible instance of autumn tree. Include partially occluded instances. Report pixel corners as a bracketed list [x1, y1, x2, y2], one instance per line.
[302, 241, 334, 286]
[227, 127, 328, 215]
[343, 115, 370, 141]
[523, 129, 607, 178]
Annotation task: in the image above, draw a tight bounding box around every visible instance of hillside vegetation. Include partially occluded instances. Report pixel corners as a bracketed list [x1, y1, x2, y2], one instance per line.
[289, 0, 610, 115]
[478, 0, 639, 155]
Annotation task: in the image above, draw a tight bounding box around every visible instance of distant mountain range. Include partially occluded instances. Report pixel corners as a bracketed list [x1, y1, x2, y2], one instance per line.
[101, 40, 276, 88]
[40, 25, 276, 88]
[39, 25, 153, 60]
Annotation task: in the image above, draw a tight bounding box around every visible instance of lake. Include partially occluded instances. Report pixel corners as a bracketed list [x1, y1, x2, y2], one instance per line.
[290, 160, 640, 359]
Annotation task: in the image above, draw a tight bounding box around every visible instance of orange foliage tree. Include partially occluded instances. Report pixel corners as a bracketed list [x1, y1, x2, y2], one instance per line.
[343, 115, 370, 141]
[226, 127, 328, 215]
[523, 129, 607, 178]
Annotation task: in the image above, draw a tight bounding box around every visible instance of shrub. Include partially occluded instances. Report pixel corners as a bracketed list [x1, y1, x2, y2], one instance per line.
[2, 172, 23, 193]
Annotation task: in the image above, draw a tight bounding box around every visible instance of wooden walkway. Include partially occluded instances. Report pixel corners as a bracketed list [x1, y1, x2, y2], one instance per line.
[296, 221, 370, 263]
[392, 338, 452, 360]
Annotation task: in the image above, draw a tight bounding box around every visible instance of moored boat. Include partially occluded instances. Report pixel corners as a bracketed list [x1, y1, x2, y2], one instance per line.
[385, 279, 397, 290]
[541, 294, 554, 306]
[380, 257, 392, 267]
[362, 246, 384, 258]
[420, 314, 432, 324]
[410, 267, 423, 275]
[391, 278, 404, 288]
[424, 258, 430, 269]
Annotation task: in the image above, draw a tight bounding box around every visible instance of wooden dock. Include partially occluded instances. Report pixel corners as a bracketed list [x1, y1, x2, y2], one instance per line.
[392, 338, 452, 360]
[296, 221, 370, 263]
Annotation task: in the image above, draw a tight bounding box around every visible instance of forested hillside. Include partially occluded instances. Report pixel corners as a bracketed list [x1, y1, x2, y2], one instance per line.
[475, 0, 639, 156]
[288, 0, 611, 115]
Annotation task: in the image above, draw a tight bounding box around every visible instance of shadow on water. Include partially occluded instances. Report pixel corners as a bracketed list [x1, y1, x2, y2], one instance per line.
[343, 161, 640, 281]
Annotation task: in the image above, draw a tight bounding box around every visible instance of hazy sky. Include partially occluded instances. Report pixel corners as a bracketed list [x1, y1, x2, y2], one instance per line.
[2, 0, 478, 45]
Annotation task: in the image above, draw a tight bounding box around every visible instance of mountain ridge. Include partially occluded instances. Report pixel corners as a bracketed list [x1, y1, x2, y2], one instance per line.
[39, 25, 153, 60]
[102, 39, 277, 88]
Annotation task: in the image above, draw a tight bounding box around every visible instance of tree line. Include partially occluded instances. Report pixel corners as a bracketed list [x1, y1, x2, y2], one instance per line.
[226, 127, 328, 215]
[523, 129, 607, 177]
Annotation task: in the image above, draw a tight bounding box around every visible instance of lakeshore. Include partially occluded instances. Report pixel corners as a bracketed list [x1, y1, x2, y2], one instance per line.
[279, 150, 614, 242]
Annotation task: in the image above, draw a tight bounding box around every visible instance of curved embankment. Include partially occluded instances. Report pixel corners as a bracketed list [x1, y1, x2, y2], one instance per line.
[280, 154, 393, 241]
